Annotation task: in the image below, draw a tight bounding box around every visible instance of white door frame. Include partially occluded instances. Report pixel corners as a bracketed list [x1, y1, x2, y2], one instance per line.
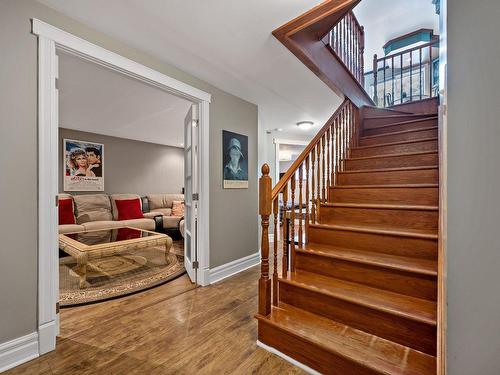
[32, 19, 212, 355]
[273, 138, 309, 183]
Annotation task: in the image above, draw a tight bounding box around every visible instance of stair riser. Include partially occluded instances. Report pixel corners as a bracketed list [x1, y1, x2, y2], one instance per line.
[258, 322, 378, 375]
[337, 168, 438, 185]
[295, 252, 437, 300]
[363, 119, 437, 136]
[345, 152, 438, 170]
[361, 106, 410, 118]
[319, 206, 438, 231]
[364, 115, 433, 128]
[279, 282, 437, 355]
[360, 128, 438, 146]
[308, 226, 437, 259]
[351, 139, 438, 158]
[330, 186, 438, 205]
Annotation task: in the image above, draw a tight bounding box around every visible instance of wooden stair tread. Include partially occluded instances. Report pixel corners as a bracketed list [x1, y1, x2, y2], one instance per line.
[345, 150, 438, 161]
[280, 271, 437, 326]
[309, 223, 438, 239]
[361, 126, 438, 140]
[364, 114, 434, 120]
[299, 243, 437, 276]
[258, 303, 437, 375]
[321, 202, 438, 211]
[338, 165, 438, 174]
[366, 116, 438, 130]
[353, 137, 438, 150]
[332, 183, 439, 189]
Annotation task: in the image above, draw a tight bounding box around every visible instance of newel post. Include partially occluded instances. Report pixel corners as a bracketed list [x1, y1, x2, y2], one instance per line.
[373, 53, 379, 106]
[259, 164, 272, 316]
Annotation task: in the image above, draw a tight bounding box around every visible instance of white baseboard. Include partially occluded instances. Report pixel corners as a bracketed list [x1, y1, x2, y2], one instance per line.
[0, 333, 39, 373]
[256, 340, 321, 375]
[38, 320, 56, 355]
[209, 252, 261, 284]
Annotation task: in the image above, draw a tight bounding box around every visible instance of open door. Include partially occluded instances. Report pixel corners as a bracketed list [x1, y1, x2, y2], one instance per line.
[184, 104, 199, 283]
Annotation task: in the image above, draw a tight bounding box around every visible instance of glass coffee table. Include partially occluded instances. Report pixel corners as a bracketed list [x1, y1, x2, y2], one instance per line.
[59, 226, 173, 289]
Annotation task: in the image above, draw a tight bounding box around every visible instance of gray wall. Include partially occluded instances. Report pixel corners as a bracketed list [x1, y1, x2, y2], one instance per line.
[0, 0, 258, 345]
[59, 128, 184, 196]
[447, 0, 500, 373]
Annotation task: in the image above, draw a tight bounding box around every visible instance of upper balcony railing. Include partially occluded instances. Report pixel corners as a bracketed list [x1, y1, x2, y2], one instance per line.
[323, 11, 365, 86]
[366, 38, 440, 108]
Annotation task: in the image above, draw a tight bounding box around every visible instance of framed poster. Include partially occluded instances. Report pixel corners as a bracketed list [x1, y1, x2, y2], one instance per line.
[223, 130, 248, 189]
[63, 139, 104, 191]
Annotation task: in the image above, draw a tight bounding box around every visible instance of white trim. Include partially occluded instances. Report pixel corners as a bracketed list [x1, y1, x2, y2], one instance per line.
[209, 252, 261, 284]
[256, 340, 321, 375]
[32, 19, 211, 358]
[0, 333, 39, 373]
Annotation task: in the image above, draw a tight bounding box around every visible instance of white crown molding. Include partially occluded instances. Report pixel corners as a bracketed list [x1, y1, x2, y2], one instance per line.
[0, 333, 39, 373]
[209, 252, 261, 284]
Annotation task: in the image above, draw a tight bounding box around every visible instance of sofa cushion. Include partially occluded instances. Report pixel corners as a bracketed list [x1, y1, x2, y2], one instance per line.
[81, 221, 122, 231]
[59, 224, 85, 234]
[115, 198, 144, 220]
[162, 216, 182, 229]
[179, 219, 185, 238]
[153, 208, 172, 216]
[110, 194, 142, 220]
[119, 218, 155, 231]
[73, 194, 112, 224]
[171, 200, 185, 217]
[147, 194, 184, 210]
[58, 198, 75, 225]
[143, 211, 164, 219]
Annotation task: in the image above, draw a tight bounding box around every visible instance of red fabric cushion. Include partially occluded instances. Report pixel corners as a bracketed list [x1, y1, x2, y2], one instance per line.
[116, 228, 141, 241]
[115, 198, 144, 220]
[58, 198, 75, 225]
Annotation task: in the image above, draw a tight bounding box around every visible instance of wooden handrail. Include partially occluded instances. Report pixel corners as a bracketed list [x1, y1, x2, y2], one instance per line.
[272, 98, 350, 198]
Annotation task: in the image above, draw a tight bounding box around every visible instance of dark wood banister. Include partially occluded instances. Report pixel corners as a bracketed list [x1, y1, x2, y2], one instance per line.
[271, 98, 350, 199]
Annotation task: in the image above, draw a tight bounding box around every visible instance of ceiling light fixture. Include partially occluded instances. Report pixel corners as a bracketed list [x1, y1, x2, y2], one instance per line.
[296, 121, 314, 131]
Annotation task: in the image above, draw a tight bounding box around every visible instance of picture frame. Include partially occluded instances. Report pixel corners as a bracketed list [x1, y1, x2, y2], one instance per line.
[63, 138, 104, 191]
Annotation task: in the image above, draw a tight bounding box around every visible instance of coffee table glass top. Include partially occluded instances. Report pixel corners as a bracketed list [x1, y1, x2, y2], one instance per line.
[64, 227, 158, 246]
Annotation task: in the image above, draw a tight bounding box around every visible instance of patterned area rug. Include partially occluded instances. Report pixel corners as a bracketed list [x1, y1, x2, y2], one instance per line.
[59, 240, 185, 306]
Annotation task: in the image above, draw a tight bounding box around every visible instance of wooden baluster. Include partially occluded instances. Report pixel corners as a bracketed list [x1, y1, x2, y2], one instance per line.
[258, 164, 271, 316]
[298, 164, 303, 246]
[419, 47, 422, 100]
[272, 197, 278, 306]
[311, 149, 316, 223]
[361, 26, 365, 86]
[400, 53, 404, 104]
[282, 182, 288, 277]
[327, 127, 331, 201]
[429, 44, 433, 97]
[305, 155, 310, 243]
[316, 141, 321, 218]
[391, 56, 395, 106]
[321, 135, 326, 203]
[383, 57, 387, 107]
[331, 118, 337, 185]
[290, 173, 296, 271]
[410, 49, 413, 101]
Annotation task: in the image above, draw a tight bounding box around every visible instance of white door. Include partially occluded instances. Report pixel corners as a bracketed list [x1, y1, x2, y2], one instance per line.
[184, 104, 199, 283]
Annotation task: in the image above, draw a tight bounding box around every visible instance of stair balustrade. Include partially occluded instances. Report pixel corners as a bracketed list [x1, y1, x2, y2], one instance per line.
[324, 11, 365, 86]
[258, 99, 359, 316]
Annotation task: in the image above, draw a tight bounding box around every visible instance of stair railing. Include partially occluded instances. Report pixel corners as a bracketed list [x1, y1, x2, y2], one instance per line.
[324, 11, 365, 86]
[369, 38, 439, 107]
[258, 98, 359, 316]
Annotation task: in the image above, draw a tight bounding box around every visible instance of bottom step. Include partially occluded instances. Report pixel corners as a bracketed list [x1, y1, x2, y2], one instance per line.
[257, 303, 436, 375]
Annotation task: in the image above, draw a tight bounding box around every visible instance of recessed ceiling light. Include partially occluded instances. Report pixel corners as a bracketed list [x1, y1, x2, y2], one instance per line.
[296, 121, 314, 131]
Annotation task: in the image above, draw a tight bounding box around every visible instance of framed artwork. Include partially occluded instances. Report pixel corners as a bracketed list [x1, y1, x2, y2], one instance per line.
[222, 130, 248, 189]
[63, 138, 104, 191]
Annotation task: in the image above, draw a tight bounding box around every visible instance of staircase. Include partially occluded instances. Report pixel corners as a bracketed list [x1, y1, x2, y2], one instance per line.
[256, 100, 439, 374]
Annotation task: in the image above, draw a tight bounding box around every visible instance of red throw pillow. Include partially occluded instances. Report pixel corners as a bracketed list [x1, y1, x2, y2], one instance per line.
[58, 198, 75, 225]
[115, 198, 144, 220]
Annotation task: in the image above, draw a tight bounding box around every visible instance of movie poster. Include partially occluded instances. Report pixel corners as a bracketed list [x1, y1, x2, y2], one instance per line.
[63, 139, 104, 191]
[222, 130, 248, 189]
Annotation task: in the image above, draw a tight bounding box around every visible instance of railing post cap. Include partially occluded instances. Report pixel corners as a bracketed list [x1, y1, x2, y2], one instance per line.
[261, 164, 270, 176]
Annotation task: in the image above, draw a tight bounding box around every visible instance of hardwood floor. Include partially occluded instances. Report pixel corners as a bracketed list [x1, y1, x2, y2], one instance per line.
[6, 265, 303, 375]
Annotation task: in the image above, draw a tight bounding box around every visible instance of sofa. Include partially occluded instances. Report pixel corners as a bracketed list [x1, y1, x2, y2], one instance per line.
[58, 193, 184, 236]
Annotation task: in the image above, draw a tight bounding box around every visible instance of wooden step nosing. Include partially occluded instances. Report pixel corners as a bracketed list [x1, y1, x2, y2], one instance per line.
[296, 248, 438, 276]
[338, 165, 439, 174]
[353, 137, 438, 150]
[256, 309, 409, 374]
[331, 183, 439, 189]
[279, 276, 437, 326]
[345, 150, 438, 161]
[364, 114, 434, 120]
[320, 202, 439, 211]
[364, 116, 438, 130]
[361, 126, 438, 140]
[309, 223, 438, 240]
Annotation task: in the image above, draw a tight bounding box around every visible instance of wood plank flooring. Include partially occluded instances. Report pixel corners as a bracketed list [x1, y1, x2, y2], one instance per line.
[6, 264, 302, 374]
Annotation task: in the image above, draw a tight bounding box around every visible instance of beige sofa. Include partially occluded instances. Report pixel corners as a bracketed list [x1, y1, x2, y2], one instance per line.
[58, 193, 184, 235]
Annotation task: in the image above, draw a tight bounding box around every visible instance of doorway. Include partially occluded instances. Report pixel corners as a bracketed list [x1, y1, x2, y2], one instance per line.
[33, 19, 211, 355]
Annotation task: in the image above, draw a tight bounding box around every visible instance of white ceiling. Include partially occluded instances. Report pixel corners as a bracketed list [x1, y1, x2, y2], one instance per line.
[58, 50, 192, 147]
[354, 0, 439, 69]
[39, 0, 342, 139]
